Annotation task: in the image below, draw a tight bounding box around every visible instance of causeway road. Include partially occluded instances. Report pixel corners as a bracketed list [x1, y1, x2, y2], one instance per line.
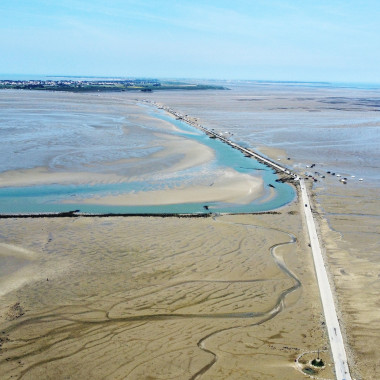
[299, 178, 351, 380]
[194, 124, 353, 379]
[154, 101, 353, 379]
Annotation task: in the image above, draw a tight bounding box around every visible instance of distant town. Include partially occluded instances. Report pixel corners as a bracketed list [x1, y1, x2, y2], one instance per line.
[0, 78, 227, 92]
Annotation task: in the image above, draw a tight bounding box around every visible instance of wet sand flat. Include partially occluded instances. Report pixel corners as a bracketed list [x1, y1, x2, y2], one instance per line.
[313, 182, 380, 378]
[0, 91, 215, 188]
[0, 90, 276, 213]
[0, 201, 333, 379]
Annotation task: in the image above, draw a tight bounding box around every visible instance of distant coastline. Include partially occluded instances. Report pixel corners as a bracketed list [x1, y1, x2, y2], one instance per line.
[1, 74, 380, 91]
[0, 78, 227, 92]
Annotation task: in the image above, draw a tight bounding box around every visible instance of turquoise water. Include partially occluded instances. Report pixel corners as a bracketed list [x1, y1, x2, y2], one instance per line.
[0, 106, 295, 214]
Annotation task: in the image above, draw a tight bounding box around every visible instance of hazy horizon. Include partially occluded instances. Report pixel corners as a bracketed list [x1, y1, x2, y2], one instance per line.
[2, 74, 380, 89]
[1, 1, 380, 83]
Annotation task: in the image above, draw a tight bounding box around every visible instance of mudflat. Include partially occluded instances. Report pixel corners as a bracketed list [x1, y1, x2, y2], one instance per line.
[313, 180, 380, 378]
[0, 200, 334, 379]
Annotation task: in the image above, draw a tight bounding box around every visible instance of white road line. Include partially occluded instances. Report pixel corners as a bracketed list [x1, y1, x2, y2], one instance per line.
[299, 179, 351, 380]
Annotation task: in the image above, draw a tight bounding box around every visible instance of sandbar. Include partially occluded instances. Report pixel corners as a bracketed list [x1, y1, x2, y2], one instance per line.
[70, 169, 263, 206]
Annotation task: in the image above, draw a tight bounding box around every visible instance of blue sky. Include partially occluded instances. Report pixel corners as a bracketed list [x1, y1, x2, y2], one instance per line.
[1, 0, 380, 82]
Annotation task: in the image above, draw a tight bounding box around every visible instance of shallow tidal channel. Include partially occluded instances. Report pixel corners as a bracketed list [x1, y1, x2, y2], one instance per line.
[0, 103, 294, 215]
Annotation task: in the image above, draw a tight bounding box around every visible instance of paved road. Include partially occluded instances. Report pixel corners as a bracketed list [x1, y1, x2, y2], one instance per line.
[299, 179, 351, 380]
